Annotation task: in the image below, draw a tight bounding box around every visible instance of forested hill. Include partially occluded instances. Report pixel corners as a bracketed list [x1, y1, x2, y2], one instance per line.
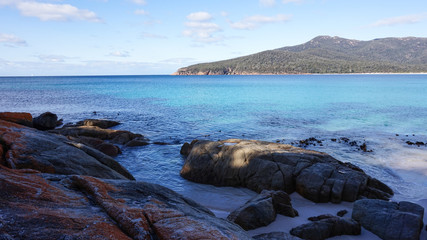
[173, 36, 427, 75]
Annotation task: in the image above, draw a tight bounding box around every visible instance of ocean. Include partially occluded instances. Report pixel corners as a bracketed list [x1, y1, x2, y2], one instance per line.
[1, 74, 426, 208]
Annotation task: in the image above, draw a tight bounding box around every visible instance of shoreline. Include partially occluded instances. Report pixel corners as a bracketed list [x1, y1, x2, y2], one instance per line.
[1, 72, 427, 78]
[1, 112, 426, 239]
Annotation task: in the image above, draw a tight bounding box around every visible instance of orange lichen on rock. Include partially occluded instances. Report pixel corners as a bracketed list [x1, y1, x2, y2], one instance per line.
[0, 168, 132, 240]
[72, 175, 152, 240]
[0, 112, 33, 127]
[0, 165, 81, 204]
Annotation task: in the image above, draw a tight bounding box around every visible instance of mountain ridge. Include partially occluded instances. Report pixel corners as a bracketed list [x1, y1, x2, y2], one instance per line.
[173, 36, 427, 75]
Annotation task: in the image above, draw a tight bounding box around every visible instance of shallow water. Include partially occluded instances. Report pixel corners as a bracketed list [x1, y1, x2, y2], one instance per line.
[1, 74, 426, 203]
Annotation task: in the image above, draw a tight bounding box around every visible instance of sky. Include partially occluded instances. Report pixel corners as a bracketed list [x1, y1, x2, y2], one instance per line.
[0, 0, 426, 76]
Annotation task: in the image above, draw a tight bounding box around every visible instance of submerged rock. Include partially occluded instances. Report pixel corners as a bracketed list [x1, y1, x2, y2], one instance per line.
[180, 139, 393, 203]
[352, 199, 425, 240]
[290, 215, 361, 240]
[0, 119, 133, 180]
[0, 167, 251, 240]
[227, 190, 298, 230]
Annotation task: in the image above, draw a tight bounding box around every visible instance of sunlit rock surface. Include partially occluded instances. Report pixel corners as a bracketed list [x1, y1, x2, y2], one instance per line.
[180, 139, 393, 203]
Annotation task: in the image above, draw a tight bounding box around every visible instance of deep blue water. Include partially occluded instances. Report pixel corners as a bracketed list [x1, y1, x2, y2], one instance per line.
[1, 74, 426, 202]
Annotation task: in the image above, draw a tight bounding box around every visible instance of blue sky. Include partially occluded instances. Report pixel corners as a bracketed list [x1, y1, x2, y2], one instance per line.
[0, 0, 426, 76]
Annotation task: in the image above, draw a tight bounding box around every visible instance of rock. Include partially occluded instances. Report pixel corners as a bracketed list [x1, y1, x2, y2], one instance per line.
[33, 112, 58, 130]
[227, 190, 297, 230]
[180, 139, 198, 155]
[290, 215, 361, 240]
[77, 119, 120, 129]
[51, 125, 146, 145]
[0, 167, 252, 240]
[227, 191, 276, 230]
[0, 112, 33, 127]
[0, 119, 133, 180]
[180, 139, 393, 203]
[0, 144, 5, 166]
[253, 232, 302, 240]
[68, 136, 122, 157]
[95, 143, 121, 157]
[337, 209, 348, 217]
[307, 214, 335, 221]
[269, 190, 299, 217]
[352, 199, 424, 240]
[360, 143, 367, 152]
[125, 139, 150, 147]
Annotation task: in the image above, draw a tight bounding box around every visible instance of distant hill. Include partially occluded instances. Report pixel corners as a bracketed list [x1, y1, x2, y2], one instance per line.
[173, 36, 427, 75]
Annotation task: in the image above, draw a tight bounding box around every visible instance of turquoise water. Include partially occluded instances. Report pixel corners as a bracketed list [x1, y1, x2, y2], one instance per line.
[1, 74, 426, 201]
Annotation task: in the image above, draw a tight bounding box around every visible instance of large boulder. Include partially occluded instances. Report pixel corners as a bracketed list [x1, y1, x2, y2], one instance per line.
[290, 215, 361, 240]
[352, 199, 424, 240]
[0, 119, 133, 180]
[180, 139, 393, 203]
[0, 167, 251, 240]
[33, 112, 58, 130]
[0, 112, 33, 127]
[227, 190, 298, 230]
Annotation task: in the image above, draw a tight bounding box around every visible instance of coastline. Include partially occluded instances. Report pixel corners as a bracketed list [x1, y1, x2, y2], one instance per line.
[172, 71, 427, 76]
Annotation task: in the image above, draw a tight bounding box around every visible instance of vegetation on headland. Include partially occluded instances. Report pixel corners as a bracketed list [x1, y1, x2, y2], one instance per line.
[174, 36, 427, 75]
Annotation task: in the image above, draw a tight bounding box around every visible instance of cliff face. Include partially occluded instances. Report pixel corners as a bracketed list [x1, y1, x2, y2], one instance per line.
[174, 36, 427, 75]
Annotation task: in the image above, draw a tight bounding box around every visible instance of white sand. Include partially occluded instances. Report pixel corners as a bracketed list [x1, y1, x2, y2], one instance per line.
[192, 188, 426, 240]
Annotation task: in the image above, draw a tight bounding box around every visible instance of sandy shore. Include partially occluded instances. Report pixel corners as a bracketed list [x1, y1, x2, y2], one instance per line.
[197, 189, 427, 239]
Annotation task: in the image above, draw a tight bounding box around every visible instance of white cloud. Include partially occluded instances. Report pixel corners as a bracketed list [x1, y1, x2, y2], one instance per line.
[230, 14, 291, 30]
[130, 0, 146, 5]
[134, 9, 148, 15]
[183, 21, 222, 42]
[1, 1, 101, 22]
[38, 54, 66, 62]
[109, 51, 130, 57]
[371, 14, 427, 27]
[0, 33, 27, 47]
[186, 11, 212, 21]
[183, 11, 222, 43]
[260, 0, 276, 7]
[282, 0, 303, 3]
[141, 32, 167, 39]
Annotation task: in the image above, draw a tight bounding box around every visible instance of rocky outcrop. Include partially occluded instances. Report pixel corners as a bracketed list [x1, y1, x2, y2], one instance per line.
[0, 166, 251, 240]
[227, 190, 298, 230]
[68, 135, 122, 157]
[180, 139, 393, 203]
[290, 215, 361, 240]
[33, 112, 59, 130]
[0, 112, 33, 127]
[0, 115, 252, 239]
[51, 125, 149, 146]
[76, 119, 120, 129]
[0, 119, 133, 180]
[352, 199, 425, 240]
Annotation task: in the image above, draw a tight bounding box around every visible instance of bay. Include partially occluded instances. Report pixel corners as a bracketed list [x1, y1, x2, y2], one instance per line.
[1, 74, 426, 204]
